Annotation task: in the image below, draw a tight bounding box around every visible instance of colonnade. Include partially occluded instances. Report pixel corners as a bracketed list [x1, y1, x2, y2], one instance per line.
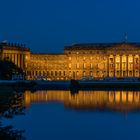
[3, 53, 25, 69]
[108, 54, 140, 77]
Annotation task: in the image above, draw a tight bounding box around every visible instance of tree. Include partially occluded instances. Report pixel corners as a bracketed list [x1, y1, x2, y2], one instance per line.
[0, 91, 25, 140]
[0, 60, 24, 80]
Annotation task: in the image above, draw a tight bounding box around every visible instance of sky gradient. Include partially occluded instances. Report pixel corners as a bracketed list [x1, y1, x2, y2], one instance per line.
[0, 0, 140, 53]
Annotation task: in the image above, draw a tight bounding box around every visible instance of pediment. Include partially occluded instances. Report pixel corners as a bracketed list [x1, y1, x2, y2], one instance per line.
[106, 43, 140, 50]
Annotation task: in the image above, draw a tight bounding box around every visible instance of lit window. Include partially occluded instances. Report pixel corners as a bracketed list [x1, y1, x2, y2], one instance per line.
[96, 57, 99, 60]
[129, 56, 133, 62]
[83, 63, 86, 68]
[76, 71, 79, 76]
[116, 57, 120, 62]
[76, 63, 79, 68]
[122, 63, 126, 69]
[69, 71, 72, 77]
[69, 63, 71, 68]
[69, 57, 71, 60]
[122, 56, 126, 62]
[129, 63, 133, 69]
[103, 57, 106, 60]
[90, 71, 92, 76]
[135, 58, 139, 64]
[90, 63, 93, 69]
[129, 71, 132, 76]
[116, 63, 119, 69]
[83, 71, 86, 76]
[25, 55, 28, 59]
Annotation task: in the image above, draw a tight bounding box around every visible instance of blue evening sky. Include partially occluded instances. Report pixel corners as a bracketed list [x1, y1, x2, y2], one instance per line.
[0, 0, 140, 53]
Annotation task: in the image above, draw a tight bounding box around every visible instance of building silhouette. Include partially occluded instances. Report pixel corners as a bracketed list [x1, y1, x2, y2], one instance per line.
[1, 41, 140, 80]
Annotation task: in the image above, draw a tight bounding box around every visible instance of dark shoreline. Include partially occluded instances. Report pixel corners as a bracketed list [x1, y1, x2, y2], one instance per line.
[1, 80, 140, 92]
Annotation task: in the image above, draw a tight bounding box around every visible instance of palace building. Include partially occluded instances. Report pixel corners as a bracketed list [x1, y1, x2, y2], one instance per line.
[1, 41, 140, 80]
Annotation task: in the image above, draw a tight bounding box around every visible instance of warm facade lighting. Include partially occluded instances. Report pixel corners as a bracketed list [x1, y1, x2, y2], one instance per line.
[1, 42, 140, 80]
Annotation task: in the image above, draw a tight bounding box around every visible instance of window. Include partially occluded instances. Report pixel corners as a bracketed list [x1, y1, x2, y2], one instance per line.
[116, 57, 120, 62]
[32, 71, 34, 76]
[129, 71, 132, 76]
[123, 71, 125, 77]
[96, 64, 99, 69]
[135, 71, 139, 76]
[76, 63, 79, 69]
[55, 71, 57, 76]
[43, 71, 45, 76]
[83, 63, 86, 69]
[90, 71, 93, 76]
[129, 63, 133, 69]
[69, 71, 71, 77]
[39, 71, 41, 76]
[83, 71, 86, 76]
[117, 71, 119, 76]
[116, 63, 119, 69]
[76, 71, 79, 76]
[110, 58, 113, 63]
[135, 58, 139, 64]
[129, 56, 133, 62]
[59, 71, 61, 76]
[36, 71, 38, 76]
[69, 57, 71, 60]
[122, 56, 126, 62]
[69, 63, 71, 68]
[122, 63, 126, 69]
[110, 64, 114, 68]
[51, 71, 53, 76]
[47, 71, 49, 76]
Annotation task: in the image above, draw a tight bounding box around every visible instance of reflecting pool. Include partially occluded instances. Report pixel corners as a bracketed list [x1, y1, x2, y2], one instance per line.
[1, 90, 140, 140]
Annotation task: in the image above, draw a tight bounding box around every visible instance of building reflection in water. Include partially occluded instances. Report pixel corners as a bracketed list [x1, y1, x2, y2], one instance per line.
[24, 90, 140, 113]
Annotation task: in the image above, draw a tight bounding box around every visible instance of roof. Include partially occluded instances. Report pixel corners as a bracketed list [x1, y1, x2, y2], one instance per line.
[31, 53, 65, 55]
[65, 42, 140, 50]
[0, 42, 30, 52]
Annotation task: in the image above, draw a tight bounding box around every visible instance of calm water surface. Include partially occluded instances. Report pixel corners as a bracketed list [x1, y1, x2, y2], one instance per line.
[1, 90, 140, 140]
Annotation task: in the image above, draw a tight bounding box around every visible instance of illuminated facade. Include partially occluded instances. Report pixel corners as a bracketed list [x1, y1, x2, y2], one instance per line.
[0, 42, 30, 70]
[1, 41, 140, 80]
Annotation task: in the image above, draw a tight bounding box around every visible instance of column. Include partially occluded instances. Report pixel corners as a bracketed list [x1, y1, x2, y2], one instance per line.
[18, 54, 21, 68]
[21, 54, 24, 69]
[139, 55, 140, 77]
[126, 55, 128, 77]
[133, 55, 135, 77]
[120, 55, 122, 77]
[15, 54, 17, 65]
[113, 55, 115, 77]
[107, 55, 109, 77]
[13, 54, 15, 64]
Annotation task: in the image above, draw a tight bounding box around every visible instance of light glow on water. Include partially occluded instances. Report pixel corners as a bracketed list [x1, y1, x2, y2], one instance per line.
[1, 90, 140, 140]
